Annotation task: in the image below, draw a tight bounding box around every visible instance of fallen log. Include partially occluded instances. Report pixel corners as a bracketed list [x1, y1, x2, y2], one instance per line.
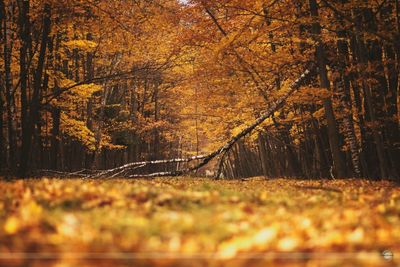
[91, 155, 208, 178]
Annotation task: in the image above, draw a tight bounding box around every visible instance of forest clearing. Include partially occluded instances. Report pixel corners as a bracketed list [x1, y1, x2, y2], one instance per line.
[1, 177, 400, 266]
[1, 0, 400, 266]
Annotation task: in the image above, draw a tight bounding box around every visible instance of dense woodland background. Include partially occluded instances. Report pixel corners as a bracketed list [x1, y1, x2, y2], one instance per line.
[0, 0, 399, 180]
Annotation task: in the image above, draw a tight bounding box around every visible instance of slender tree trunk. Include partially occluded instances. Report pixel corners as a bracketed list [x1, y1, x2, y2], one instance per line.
[3, 1, 17, 172]
[51, 108, 60, 169]
[18, 0, 31, 177]
[348, 31, 370, 178]
[0, 82, 3, 171]
[85, 33, 95, 169]
[93, 84, 108, 168]
[384, 44, 400, 179]
[258, 134, 269, 176]
[153, 83, 160, 160]
[35, 73, 49, 169]
[19, 5, 51, 175]
[308, 0, 346, 178]
[352, 7, 391, 179]
[334, 17, 361, 177]
[0, 0, 5, 171]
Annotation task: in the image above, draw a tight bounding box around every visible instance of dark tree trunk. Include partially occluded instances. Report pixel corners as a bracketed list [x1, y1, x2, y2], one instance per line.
[51, 108, 60, 170]
[17, 0, 31, 177]
[0, 0, 5, 171]
[334, 13, 361, 177]
[19, 3, 51, 177]
[85, 33, 95, 169]
[352, 7, 391, 179]
[308, 0, 346, 178]
[384, 44, 400, 179]
[3, 1, 17, 172]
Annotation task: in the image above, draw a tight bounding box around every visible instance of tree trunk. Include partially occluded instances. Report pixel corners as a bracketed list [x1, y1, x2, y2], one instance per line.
[3, 1, 17, 172]
[334, 17, 361, 177]
[51, 108, 60, 169]
[17, 0, 31, 177]
[0, 0, 5, 171]
[27, 3, 51, 172]
[85, 33, 95, 169]
[384, 44, 400, 179]
[351, 6, 391, 179]
[308, 0, 346, 178]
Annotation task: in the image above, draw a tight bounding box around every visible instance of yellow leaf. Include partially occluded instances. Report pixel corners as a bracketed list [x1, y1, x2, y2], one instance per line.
[21, 201, 43, 221]
[4, 216, 20, 234]
[347, 228, 364, 243]
[277, 237, 299, 251]
[253, 227, 277, 247]
[63, 40, 97, 52]
[217, 243, 238, 259]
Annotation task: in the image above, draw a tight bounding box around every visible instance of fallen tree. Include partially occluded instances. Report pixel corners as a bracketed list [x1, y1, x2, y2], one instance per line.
[42, 64, 316, 179]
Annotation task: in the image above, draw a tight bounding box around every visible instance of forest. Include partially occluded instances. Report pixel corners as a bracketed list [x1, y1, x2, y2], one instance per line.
[0, 0, 399, 266]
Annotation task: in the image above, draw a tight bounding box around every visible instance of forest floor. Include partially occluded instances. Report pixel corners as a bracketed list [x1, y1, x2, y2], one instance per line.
[0, 177, 399, 267]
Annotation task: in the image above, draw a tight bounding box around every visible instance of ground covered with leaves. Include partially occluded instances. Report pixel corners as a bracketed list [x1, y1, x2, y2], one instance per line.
[0, 177, 399, 266]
